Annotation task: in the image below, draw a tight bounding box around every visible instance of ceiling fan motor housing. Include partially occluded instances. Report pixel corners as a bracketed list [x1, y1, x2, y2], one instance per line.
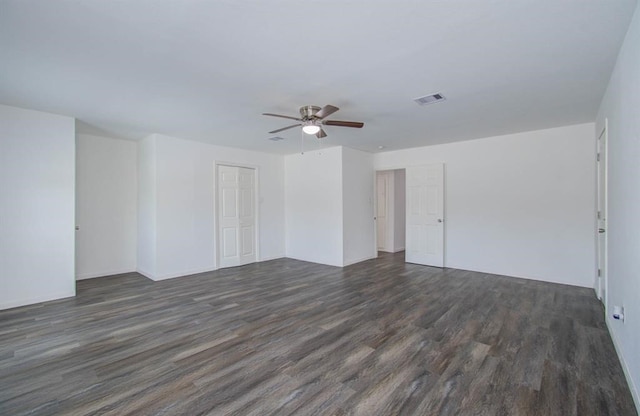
[299, 105, 321, 120]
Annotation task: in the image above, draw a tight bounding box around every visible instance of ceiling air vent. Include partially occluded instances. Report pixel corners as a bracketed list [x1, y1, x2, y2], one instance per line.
[268, 136, 285, 141]
[414, 93, 446, 106]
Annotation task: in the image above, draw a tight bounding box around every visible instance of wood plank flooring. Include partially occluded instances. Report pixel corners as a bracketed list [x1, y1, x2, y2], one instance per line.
[0, 252, 636, 415]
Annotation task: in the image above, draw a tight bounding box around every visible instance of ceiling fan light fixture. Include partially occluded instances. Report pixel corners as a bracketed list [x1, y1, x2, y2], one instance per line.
[302, 124, 321, 135]
[263, 104, 364, 138]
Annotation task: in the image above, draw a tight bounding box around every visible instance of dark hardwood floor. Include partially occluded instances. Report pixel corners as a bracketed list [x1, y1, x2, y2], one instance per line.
[0, 252, 636, 415]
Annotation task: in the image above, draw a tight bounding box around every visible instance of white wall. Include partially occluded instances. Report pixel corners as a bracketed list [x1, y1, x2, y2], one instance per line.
[393, 169, 406, 252]
[375, 123, 596, 287]
[137, 135, 157, 278]
[342, 147, 376, 266]
[285, 147, 344, 267]
[596, 3, 640, 409]
[0, 105, 76, 310]
[285, 146, 376, 267]
[76, 134, 137, 279]
[140, 134, 285, 280]
[155, 135, 201, 279]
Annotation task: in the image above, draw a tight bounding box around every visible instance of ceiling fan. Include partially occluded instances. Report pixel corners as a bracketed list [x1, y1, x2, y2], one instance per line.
[262, 105, 364, 138]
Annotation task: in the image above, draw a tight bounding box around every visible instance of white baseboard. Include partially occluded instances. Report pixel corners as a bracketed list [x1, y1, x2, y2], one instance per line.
[285, 255, 343, 268]
[378, 248, 405, 254]
[259, 255, 285, 262]
[76, 268, 136, 280]
[0, 290, 76, 311]
[139, 257, 287, 281]
[152, 266, 218, 281]
[135, 268, 155, 280]
[606, 317, 640, 412]
[343, 254, 377, 267]
[444, 263, 592, 288]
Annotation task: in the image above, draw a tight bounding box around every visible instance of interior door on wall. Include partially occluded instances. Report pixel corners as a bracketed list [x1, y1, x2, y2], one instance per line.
[405, 164, 444, 267]
[376, 171, 390, 251]
[596, 125, 607, 304]
[218, 165, 256, 268]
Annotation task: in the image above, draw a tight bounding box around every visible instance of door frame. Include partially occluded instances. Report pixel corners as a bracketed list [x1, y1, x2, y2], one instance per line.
[596, 120, 608, 306]
[374, 168, 408, 256]
[375, 164, 445, 266]
[376, 170, 392, 253]
[214, 161, 260, 269]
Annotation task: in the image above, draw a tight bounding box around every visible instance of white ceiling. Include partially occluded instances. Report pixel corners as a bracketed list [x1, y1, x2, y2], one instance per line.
[0, 1, 636, 154]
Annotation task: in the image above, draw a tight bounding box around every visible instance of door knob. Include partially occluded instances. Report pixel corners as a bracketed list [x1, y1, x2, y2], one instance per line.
[438, 219, 443, 223]
[598, 228, 606, 233]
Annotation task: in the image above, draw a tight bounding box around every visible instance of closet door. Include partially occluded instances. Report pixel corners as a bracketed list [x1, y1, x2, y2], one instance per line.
[218, 165, 256, 268]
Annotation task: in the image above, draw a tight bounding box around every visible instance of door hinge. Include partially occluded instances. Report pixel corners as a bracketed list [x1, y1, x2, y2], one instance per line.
[597, 153, 601, 162]
[597, 211, 601, 220]
[598, 269, 601, 277]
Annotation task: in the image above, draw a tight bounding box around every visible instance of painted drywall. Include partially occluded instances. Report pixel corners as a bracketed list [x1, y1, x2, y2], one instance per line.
[596, 3, 640, 409]
[76, 134, 137, 279]
[140, 134, 285, 280]
[393, 169, 406, 252]
[285, 146, 377, 267]
[0, 104, 76, 310]
[342, 147, 376, 266]
[375, 123, 596, 287]
[285, 147, 344, 267]
[137, 135, 157, 278]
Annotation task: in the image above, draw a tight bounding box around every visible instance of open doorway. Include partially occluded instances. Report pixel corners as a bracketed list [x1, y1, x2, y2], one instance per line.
[377, 164, 445, 267]
[376, 169, 406, 254]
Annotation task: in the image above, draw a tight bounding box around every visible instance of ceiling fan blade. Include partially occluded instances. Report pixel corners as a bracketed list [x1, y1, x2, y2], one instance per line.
[315, 105, 339, 119]
[262, 113, 302, 121]
[269, 124, 301, 134]
[316, 128, 327, 139]
[322, 120, 364, 128]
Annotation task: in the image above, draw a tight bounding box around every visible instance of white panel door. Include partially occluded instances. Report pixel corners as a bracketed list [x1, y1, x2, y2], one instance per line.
[405, 164, 444, 267]
[218, 165, 256, 268]
[596, 124, 608, 304]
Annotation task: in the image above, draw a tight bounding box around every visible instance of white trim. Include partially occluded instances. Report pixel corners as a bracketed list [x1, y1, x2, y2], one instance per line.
[606, 317, 640, 412]
[135, 267, 155, 280]
[285, 255, 343, 268]
[445, 265, 593, 288]
[343, 254, 377, 267]
[76, 268, 136, 280]
[141, 257, 285, 281]
[259, 255, 285, 262]
[374, 171, 380, 255]
[378, 247, 405, 253]
[151, 267, 218, 281]
[0, 290, 76, 311]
